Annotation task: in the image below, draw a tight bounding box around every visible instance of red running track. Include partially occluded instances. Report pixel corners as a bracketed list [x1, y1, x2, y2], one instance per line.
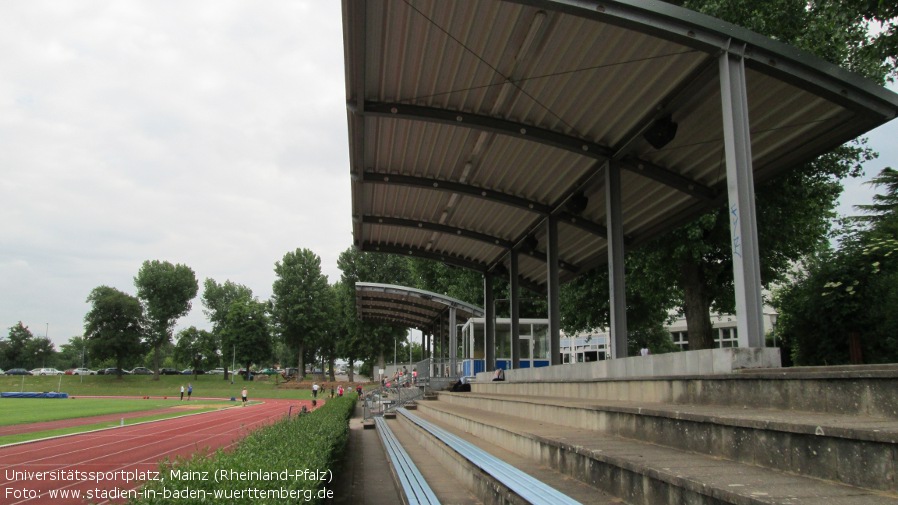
[0, 399, 316, 505]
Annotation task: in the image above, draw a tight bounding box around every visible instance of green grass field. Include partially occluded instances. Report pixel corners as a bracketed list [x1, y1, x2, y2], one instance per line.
[0, 397, 230, 426]
[0, 398, 232, 445]
[0, 374, 315, 399]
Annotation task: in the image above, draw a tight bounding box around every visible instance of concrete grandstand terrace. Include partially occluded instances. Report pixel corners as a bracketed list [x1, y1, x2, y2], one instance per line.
[0, 398, 316, 504]
[335, 351, 898, 503]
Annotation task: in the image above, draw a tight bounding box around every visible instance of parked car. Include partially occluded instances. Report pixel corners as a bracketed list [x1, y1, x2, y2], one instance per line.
[70, 368, 95, 375]
[258, 368, 280, 375]
[130, 367, 153, 375]
[181, 368, 206, 375]
[207, 367, 225, 375]
[0, 368, 4, 375]
[5, 368, 31, 375]
[236, 368, 255, 379]
[30, 368, 64, 376]
[99, 368, 130, 376]
[160, 368, 181, 375]
[282, 367, 299, 378]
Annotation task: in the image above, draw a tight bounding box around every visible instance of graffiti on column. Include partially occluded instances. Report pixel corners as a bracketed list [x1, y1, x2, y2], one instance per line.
[730, 204, 742, 258]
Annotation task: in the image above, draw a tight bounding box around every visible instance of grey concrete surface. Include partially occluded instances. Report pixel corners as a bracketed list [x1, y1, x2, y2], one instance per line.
[415, 400, 898, 504]
[332, 401, 402, 505]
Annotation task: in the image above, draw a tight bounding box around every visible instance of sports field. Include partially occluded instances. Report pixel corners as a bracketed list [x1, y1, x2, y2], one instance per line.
[0, 373, 331, 445]
[0, 397, 317, 504]
[0, 373, 320, 399]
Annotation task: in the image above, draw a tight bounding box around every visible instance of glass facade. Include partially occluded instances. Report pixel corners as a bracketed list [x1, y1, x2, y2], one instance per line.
[460, 318, 550, 374]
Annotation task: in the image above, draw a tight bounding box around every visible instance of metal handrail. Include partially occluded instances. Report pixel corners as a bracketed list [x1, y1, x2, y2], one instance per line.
[362, 381, 426, 420]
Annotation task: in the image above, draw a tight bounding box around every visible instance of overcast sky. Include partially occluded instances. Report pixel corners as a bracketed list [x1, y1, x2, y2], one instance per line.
[1, 2, 896, 349]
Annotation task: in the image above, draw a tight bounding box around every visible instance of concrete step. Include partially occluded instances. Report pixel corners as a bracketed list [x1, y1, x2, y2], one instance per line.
[393, 409, 621, 505]
[737, 364, 898, 375]
[416, 399, 898, 505]
[472, 373, 898, 419]
[435, 391, 898, 492]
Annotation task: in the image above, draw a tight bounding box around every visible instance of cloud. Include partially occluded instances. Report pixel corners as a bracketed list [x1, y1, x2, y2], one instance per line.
[1, 1, 350, 346]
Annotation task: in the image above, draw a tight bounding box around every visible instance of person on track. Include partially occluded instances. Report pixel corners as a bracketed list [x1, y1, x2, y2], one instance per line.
[241, 387, 248, 406]
[180, 385, 185, 401]
[187, 383, 193, 400]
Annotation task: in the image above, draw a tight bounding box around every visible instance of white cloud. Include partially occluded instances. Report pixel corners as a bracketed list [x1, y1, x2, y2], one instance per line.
[1, 1, 350, 345]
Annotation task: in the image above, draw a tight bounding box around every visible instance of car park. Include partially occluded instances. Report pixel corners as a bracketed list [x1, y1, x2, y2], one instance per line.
[130, 367, 153, 375]
[30, 368, 64, 375]
[5, 368, 31, 375]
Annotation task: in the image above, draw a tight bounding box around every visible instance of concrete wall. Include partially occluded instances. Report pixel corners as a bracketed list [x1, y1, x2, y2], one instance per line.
[474, 347, 781, 383]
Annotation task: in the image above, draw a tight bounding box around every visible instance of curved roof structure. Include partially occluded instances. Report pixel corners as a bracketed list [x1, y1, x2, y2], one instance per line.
[355, 282, 484, 332]
[342, 0, 898, 291]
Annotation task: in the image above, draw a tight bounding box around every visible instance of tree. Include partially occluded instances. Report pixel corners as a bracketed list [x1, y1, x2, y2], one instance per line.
[84, 286, 145, 377]
[318, 284, 341, 382]
[24, 337, 55, 369]
[134, 260, 199, 379]
[408, 258, 482, 306]
[56, 336, 89, 370]
[855, 167, 898, 237]
[174, 327, 218, 371]
[1, 322, 34, 369]
[337, 248, 416, 373]
[774, 167, 898, 365]
[334, 280, 364, 382]
[220, 298, 271, 379]
[201, 278, 253, 378]
[578, 0, 894, 351]
[271, 248, 331, 378]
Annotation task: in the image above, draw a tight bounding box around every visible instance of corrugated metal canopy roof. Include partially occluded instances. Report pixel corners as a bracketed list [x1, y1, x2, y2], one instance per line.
[342, 0, 898, 290]
[355, 282, 484, 331]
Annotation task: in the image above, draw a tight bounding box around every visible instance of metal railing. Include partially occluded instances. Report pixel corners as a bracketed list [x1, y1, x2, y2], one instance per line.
[363, 380, 426, 420]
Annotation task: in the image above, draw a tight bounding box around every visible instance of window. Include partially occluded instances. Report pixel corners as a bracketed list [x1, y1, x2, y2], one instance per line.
[718, 327, 738, 348]
[671, 331, 689, 350]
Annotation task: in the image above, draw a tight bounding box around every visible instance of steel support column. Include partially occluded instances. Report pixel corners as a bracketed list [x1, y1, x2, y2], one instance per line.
[438, 313, 444, 377]
[449, 307, 458, 377]
[546, 216, 561, 365]
[510, 250, 521, 369]
[720, 51, 765, 348]
[484, 274, 496, 372]
[606, 162, 629, 358]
